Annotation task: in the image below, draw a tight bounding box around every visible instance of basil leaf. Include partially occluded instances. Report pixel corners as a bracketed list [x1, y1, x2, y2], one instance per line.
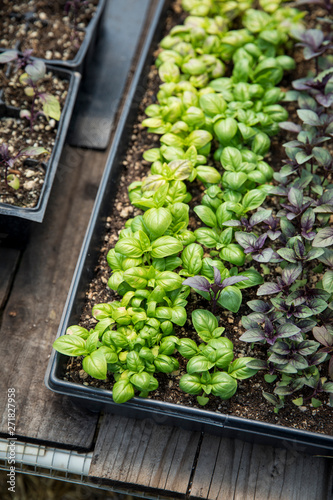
[218, 286, 242, 313]
[179, 373, 202, 395]
[112, 379, 135, 404]
[53, 335, 89, 356]
[210, 372, 237, 399]
[82, 350, 107, 380]
[151, 236, 183, 258]
[228, 357, 258, 379]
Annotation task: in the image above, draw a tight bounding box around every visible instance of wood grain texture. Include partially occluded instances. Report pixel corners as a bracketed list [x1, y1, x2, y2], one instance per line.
[0, 248, 20, 310]
[190, 435, 333, 500]
[0, 146, 106, 448]
[89, 413, 201, 496]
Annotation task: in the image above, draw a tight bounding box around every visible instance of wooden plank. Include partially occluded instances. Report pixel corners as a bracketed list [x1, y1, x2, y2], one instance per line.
[0, 145, 107, 449]
[89, 413, 201, 497]
[0, 248, 20, 310]
[190, 435, 333, 500]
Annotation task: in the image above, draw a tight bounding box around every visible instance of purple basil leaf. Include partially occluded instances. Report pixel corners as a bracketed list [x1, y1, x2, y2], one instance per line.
[246, 359, 267, 370]
[242, 315, 262, 329]
[249, 209, 272, 226]
[221, 275, 248, 288]
[277, 323, 301, 337]
[312, 326, 333, 347]
[307, 298, 328, 315]
[313, 227, 333, 247]
[0, 49, 18, 63]
[247, 300, 272, 313]
[294, 305, 313, 318]
[318, 248, 333, 267]
[279, 121, 302, 133]
[267, 230, 281, 241]
[306, 248, 325, 261]
[288, 187, 303, 208]
[257, 282, 283, 296]
[222, 220, 242, 227]
[235, 232, 256, 249]
[182, 276, 210, 291]
[297, 109, 322, 126]
[239, 329, 265, 343]
[276, 248, 297, 263]
[316, 93, 333, 107]
[213, 266, 222, 285]
[282, 264, 302, 285]
[297, 319, 317, 333]
[253, 248, 274, 263]
[310, 352, 329, 366]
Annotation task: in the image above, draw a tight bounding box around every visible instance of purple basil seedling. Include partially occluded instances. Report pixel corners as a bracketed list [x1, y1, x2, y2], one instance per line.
[0, 143, 48, 190]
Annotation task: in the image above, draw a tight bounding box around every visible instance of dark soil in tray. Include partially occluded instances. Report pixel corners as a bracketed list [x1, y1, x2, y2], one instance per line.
[0, 0, 98, 62]
[63, 1, 333, 436]
[0, 68, 69, 208]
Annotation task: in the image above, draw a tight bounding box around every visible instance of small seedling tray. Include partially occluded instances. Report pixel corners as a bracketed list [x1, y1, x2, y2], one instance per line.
[0, 65, 81, 246]
[45, 0, 333, 456]
[0, 0, 106, 74]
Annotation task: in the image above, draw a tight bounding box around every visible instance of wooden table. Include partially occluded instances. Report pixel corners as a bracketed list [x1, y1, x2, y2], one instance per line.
[1, 1, 333, 498]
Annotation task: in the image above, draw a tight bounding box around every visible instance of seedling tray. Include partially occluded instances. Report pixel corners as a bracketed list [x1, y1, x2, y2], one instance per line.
[0, 66, 81, 245]
[45, 0, 333, 456]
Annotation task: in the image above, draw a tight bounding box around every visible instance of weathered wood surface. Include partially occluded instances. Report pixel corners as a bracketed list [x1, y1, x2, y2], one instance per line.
[0, 146, 105, 449]
[89, 414, 201, 497]
[190, 434, 333, 500]
[89, 415, 333, 500]
[0, 247, 20, 310]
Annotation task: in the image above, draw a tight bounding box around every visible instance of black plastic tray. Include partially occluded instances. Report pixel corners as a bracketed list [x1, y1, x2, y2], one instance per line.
[45, 0, 333, 456]
[0, 66, 81, 244]
[0, 0, 106, 74]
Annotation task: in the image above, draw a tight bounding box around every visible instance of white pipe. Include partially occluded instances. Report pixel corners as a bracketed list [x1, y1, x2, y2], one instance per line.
[0, 438, 92, 477]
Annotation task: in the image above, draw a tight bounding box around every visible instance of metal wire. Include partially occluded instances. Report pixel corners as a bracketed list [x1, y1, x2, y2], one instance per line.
[0, 438, 176, 499]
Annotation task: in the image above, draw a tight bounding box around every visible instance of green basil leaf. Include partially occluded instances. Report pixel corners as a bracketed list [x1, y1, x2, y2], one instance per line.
[187, 355, 214, 374]
[53, 335, 88, 356]
[214, 118, 238, 145]
[242, 189, 266, 212]
[112, 379, 135, 403]
[179, 373, 202, 395]
[220, 146, 242, 171]
[199, 93, 227, 117]
[219, 245, 245, 266]
[155, 354, 178, 373]
[171, 306, 187, 326]
[155, 271, 184, 291]
[98, 346, 118, 364]
[66, 325, 90, 339]
[196, 165, 221, 184]
[151, 236, 183, 258]
[123, 267, 151, 289]
[143, 207, 172, 239]
[218, 286, 243, 312]
[115, 237, 144, 258]
[130, 371, 154, 392]
[181, 243, 203, 275]
[194, 205, 217, 228]
[178, 338, 199, 359]
[192, 309, 218, 338]
[228, 357, 258, 379]
[195, 227, 220, 247]
[82, 350, 107, 380]
[236, 269, 264, 288]
[210, 372, 237, 399]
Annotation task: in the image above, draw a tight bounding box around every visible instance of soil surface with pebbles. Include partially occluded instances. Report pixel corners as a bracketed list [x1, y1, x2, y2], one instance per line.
[0, 0, 98, 62]
[0, 67, 69, 208]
